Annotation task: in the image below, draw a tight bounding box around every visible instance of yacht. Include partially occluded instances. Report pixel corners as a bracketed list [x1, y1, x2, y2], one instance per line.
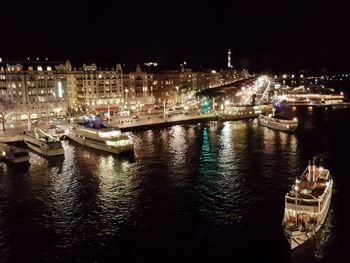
[0, 143, 30, 163]
[258, 113, 298, 132]
[67, 118, 134, 154]
[283, 159, 333, 249]
[24, 128, 64, 156]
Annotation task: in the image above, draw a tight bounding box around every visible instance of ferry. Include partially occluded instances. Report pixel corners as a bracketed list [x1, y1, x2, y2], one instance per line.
[24, 128, 64, 156]
[258, 113, 298, 132]
[0, 143, 30, 163]
[283, 159, 333, 249]
[218, 106, 258, 121]
[67, 117, 134, 154]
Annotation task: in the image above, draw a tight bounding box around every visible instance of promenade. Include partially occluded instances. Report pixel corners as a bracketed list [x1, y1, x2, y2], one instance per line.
[0, 112, 219, 142]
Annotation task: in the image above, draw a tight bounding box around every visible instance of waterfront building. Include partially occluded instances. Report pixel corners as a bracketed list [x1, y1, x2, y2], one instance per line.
[0, 60, 70, 121]
[73, 63, 124, 114]
[1, 58, 251, 121]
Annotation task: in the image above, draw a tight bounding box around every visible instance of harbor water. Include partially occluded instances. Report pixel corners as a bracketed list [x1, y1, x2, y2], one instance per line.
[0, 106, 349, 262]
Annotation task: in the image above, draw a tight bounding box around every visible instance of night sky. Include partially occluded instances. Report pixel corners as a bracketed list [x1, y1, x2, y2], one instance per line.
[1, 0, 348, 73]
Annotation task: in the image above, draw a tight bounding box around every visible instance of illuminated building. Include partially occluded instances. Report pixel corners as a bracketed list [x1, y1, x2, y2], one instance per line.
[74, 63, 124, 113]
[0, 60, 70, 120]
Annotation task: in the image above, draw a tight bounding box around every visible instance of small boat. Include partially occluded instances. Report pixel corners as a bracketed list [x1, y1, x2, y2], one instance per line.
[0, 143, 30, 163]
[258, 113, 298, 132]
[67, 117, 134, 154]
[219, 106, 258, 121]
[24, 128, 64, 156]
[282, 158, 333, 249]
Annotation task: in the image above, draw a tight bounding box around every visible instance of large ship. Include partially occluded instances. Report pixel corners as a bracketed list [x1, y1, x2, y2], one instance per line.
[24, 128, 64, 156]
[283, 159, 333, 249]
[258, 113, 298, 132]
[218, 105, 272, 121]
[67, 117, 134, 154]
[218, 106, 258, 121]
[0, 143, 30, 163]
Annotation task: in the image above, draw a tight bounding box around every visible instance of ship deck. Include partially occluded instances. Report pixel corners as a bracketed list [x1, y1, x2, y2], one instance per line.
[287, 168, 330, 200]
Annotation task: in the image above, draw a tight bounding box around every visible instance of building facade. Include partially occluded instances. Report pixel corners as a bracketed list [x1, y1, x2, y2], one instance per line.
[0, 59, 250, 120]
[0, 61, 70, 121]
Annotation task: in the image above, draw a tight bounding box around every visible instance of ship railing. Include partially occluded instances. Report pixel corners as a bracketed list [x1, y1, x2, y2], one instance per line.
[285, 196, 320, 212]
[259, 114, 295, 123]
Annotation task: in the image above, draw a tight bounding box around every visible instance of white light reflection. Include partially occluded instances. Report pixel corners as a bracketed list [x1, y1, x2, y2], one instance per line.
[168, 125, 187, 166]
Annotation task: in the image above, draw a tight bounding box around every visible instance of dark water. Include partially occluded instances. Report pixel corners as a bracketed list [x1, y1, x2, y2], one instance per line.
[1, 106, 349, 263]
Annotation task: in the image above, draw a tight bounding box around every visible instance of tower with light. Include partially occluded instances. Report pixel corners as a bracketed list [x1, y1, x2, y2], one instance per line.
[228, 49, 232, 68]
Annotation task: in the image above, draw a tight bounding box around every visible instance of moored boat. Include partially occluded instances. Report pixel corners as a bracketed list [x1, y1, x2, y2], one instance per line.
[219, 106, 258, 121]
[24, 128, 64, 156]
[258, 113, 298, 132]
[283, 158, 333, 249]
[0, 143, 30, 163]
[67, 117, 134, 154]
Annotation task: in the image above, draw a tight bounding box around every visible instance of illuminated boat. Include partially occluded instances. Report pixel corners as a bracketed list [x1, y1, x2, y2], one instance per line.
[258, 113, 298, 132]
[0, 143, 30, 163]
[67, 118, 134, 154]
[282, 159, 333, 250]
[218, 106, 258, 121]
[24, 128, 64, 156]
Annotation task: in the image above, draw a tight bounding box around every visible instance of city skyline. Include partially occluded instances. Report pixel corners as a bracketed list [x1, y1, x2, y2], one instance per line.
[1, 0, 349, 73]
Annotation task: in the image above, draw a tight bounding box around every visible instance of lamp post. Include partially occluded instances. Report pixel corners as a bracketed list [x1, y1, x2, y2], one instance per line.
[108, 105, 110, 125]
[163, 100, 166, 119]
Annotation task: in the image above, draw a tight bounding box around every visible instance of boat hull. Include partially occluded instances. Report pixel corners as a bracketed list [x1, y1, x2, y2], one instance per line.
[2, 156, 30, 163]
[24, 136, 64, 156]
[259, 116, 297, 132]
[219, 113, 258, 121]
[67, 131, 134, 154]
[283, 184, 332, 249]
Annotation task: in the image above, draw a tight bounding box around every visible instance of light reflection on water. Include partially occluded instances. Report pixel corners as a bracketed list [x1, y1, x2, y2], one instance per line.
[1, 107, 346, 262]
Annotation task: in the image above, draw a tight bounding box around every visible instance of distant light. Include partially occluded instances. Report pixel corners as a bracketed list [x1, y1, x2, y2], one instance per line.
[45, 57, 48, 61]
[282, 74, 287, 79]
[300, 74, 304, 78]
[27, 57, 30, 61]
[0, 58, 2, 62]
[37, 66, 42, 71]
[57, 81, 63, 98]
[211, 70, 216, 74]
[36, 57, 39, 61]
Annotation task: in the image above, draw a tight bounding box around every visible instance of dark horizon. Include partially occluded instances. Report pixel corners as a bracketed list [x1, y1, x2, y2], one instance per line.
[1, 0, 349, 73]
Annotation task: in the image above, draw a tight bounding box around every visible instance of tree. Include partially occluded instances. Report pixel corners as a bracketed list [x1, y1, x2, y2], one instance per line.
[0, 98, 15, 131]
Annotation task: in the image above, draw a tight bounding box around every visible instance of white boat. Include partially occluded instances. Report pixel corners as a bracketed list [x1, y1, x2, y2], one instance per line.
[219, 106, 258, 121]
[24, 128, 64, 156]
[0, 143, 30, 163]
[67, 119, 134, 154]
[258, 114, 298, 132]
[283, 159, 333, 250]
